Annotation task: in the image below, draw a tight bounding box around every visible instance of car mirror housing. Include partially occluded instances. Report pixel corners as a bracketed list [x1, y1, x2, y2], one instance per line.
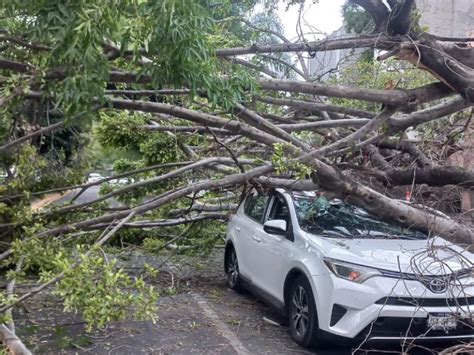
[264, 219, 287, 235]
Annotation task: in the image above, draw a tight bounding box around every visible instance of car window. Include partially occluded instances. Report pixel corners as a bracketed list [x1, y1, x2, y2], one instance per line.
[266, 194, 290, 231]
[244, 194, 269, 223]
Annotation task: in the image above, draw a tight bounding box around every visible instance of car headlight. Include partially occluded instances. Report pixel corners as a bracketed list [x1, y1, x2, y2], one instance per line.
[323, 257, 382, 283]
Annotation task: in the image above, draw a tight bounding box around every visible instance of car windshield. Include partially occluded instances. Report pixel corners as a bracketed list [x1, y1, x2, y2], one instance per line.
[293, 195, 428, 239]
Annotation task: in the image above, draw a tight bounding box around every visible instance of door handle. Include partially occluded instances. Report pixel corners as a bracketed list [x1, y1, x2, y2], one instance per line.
[252, 236, 262, 243]
[235, 227, 241, 232]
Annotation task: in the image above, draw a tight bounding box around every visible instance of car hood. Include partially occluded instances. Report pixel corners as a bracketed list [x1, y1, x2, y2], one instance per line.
[305, 234, 473, 275]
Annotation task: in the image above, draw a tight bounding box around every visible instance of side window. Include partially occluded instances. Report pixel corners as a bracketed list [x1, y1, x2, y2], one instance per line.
[266, 194, 290, 231]
[244, 194, 269, 223]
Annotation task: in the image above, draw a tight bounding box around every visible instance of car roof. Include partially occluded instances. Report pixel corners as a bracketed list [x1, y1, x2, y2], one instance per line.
[273, 188, 319, 200]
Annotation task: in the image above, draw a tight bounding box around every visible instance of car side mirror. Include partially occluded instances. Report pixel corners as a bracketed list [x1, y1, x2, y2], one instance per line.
[263, 219, 287, 235]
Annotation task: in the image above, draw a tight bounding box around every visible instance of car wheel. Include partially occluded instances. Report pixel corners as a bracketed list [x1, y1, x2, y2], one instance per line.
[226, 247, 241, 291]
[289, 275, 319, 348]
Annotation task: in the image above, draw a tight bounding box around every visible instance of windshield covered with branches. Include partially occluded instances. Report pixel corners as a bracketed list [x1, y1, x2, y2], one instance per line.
[293, 196, 428, 240]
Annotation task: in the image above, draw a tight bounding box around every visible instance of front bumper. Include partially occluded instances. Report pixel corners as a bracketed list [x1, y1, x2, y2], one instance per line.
[312, 273, 474, 342]
[357, 316, 473, 343]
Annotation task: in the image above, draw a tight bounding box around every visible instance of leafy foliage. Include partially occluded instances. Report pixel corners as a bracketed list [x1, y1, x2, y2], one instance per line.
[272, 143, 312, 180]
[50, 248, 158, 331]
[0, 0, 264, 333]
[342, 1, 374, 34]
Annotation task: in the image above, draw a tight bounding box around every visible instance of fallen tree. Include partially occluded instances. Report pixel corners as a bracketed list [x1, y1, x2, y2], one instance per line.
[0, 0, 473, 352]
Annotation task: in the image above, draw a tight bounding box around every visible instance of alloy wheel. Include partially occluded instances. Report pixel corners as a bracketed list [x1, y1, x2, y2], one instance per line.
[291, 285, 309, 337]
[227, 249, 239, 288]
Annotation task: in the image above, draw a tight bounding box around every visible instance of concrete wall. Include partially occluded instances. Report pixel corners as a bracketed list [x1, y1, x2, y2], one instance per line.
[307, 27, 366, 80]
[307, 0, 473, 80]
[416, 0, 474, 37]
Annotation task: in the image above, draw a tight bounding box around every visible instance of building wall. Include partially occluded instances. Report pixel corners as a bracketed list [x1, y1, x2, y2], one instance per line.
[307, 27, 366, 80]
[307, 0, 473, 80]
[416, 0, 474, 37]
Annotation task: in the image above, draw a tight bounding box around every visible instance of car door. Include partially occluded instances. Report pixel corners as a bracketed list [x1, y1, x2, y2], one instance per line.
[250, 192, 294, 301]
[234, 192, 270, 281]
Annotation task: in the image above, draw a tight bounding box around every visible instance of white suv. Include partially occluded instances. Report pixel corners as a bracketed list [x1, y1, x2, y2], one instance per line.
[224, 188, 473, 348]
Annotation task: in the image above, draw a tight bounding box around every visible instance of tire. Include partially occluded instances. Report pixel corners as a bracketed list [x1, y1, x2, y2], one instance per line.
[225, 246, 241, 291]
[288, 275, 320, 348]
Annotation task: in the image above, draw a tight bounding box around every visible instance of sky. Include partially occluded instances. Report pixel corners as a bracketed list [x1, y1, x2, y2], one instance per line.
[276, 0, 346, 42]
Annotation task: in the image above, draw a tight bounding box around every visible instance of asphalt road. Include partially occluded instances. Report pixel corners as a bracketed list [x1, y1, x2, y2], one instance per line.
[14, 282, 450, 354]
[53, 186, 101, 206]
[13, 250, 453, 354]
[54, 185, 120, 208]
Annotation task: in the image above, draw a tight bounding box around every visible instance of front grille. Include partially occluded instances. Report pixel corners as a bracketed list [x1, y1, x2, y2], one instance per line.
[330, 304, 347, 326]
[378, 268, 472, 293]
[376, 296, 474, 308]
[358, 316, 474, 339]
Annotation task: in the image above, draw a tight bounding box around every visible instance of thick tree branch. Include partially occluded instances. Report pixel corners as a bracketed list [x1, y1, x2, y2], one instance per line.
[381, 166, 474, 188]
[351, 0, 390, 33]
[226, 57, 278, 78]
[140, 125, 234, 135]
[36, 165, 274, 238]
[215, 35, 387, 56]
[303, 107, 397, 158]
[41, 157, 256, 216]
[86, 213, 229, 230]
[0, 324, 32, 355]
[390, 97, 472, 129]
[278, 118, 370, 131]
[258, 79, 454, 106]
[234, 103, 310, 151]
[0, 57, 30, 73]
[377, 139, 433, 169]
[109, 98, 289, 148]
[0, 35, 50, 51]
[255, 95, 376, 118]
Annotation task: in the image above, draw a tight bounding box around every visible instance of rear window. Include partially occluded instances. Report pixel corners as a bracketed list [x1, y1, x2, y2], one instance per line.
[244, 194, 269, 223]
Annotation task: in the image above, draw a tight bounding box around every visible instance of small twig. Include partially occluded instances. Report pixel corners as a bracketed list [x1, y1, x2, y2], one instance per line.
[206, 127, 245, 173]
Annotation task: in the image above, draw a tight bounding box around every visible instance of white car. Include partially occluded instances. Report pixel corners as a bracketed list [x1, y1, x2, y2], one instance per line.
[87, 173, 104, 183]
[224, 188, 474, 348]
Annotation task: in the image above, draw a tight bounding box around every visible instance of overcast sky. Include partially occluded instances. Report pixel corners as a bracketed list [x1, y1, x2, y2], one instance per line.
[276, 0, 345, 41]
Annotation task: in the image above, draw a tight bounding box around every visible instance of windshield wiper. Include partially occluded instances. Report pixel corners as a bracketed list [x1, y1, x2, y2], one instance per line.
[360, 233, 423, 240]
[318, 230, 352, 239]
[396, 234, 426, 240]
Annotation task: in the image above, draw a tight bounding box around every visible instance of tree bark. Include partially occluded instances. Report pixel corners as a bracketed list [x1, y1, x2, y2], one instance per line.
[0, 324, 32, 355]
[310, 162, 474, 245]
[258, 79, 454, 107]
[215, 35, 385, 56]
[382, 166, 474, 188]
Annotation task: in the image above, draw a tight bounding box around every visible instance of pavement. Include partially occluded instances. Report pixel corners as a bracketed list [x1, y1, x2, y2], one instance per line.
[30, 185, 100, 212]
[53, 186, 101, 206]
[31, 191, 73, 211]
[12, 249, 454, 355]
[13, 279, 349, 354]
